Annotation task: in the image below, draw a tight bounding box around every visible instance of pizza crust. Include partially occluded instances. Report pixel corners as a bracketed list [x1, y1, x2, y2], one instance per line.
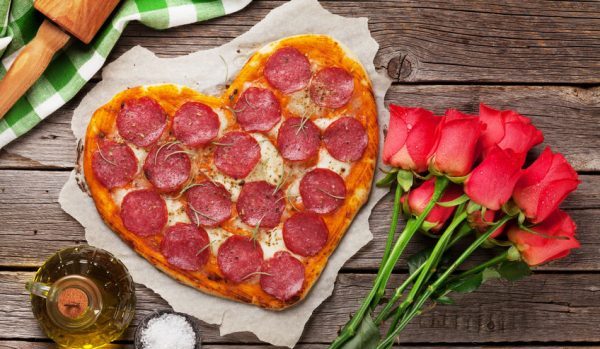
[83, 34, 378, 310]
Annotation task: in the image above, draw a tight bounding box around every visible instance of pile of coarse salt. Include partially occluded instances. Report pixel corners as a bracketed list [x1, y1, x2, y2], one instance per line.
[140, 313, 196, 349]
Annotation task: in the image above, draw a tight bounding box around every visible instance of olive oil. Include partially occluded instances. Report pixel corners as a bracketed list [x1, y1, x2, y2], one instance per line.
[27, 246, 136, 349]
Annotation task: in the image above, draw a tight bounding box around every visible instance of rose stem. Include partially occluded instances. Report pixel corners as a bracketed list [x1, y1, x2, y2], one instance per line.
[375, 215, 514, 349]
[446, 249, 510, 284]
[380, 209, 468, 345]
[328, 176, 449, 349]
[374, 211, 472, 325]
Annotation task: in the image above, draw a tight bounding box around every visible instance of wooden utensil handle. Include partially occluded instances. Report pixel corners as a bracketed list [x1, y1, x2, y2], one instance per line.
[0, 20, 70, 119]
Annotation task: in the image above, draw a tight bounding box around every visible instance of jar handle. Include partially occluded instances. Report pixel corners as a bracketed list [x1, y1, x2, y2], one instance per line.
[25, 281, 51, 299]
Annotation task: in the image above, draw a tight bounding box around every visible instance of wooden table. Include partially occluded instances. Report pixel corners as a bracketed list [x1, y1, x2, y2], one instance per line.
[1, 1, 599, 348]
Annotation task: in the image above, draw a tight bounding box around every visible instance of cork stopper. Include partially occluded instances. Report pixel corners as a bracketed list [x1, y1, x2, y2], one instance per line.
[57, 287, 89, 319]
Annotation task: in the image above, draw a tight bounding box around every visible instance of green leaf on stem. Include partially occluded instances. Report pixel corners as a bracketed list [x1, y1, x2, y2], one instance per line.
[407, 248, 432, 275]
[482, 267, 501, 282]
[435, 295, 455, 305]
[396, 169, 414, 192]
[339, 314, 380, 349]
[466, 201, 481, 214]
[376, 171, 398, 187]
[447, 273, 483, 293]
[437, 194, 470, 208]
[497, 260, 531, 281]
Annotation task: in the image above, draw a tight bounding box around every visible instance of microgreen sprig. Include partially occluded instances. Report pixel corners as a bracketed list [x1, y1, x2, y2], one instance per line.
[96, 143, 116, 166]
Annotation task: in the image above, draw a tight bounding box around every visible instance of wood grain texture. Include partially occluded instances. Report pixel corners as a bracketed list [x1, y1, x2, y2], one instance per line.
[0, 1, 599, 346]
[1, 344, 596, 349]
[111, 0, 600, 83]
[0, 21, 70, 119]
[2, 271, 600, 344]
[34, 0, 120, 43]
[0, 85, 598, 170]
[0, 170, 597, 270]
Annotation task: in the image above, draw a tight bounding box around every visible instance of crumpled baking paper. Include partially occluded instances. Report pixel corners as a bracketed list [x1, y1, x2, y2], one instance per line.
[59, 0, 391, 346]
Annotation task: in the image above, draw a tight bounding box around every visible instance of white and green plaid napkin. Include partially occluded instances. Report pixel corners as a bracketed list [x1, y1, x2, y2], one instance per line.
[0, 0, 251, 149]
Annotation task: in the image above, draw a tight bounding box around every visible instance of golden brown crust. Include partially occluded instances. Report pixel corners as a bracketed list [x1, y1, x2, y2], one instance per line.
[83, 34, 378, 310]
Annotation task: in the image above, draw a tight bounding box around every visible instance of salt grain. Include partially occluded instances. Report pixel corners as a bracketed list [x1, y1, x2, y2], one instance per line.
[140, 313, 196, 349]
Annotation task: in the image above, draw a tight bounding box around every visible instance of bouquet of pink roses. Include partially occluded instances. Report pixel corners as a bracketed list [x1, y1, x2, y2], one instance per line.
[329, 104, 580, 349]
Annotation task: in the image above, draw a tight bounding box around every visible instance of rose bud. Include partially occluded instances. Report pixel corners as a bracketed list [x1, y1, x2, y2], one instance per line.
[382, 105, 440, 173]
[512, 147, 580, 224]
[430, 109, 484, 177]
[464, 146, 522, 211]
[407, 178, 464, 232]
[468, 209, 506, 239]
[479, 104, 544, 165]
[507, 209, 580, 266]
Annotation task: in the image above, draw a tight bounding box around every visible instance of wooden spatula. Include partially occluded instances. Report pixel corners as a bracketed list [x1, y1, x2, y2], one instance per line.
[0, 0, 120, 119]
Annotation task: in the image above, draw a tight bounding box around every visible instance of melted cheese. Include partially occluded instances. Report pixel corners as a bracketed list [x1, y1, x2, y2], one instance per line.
[317, 147, 351, 177]
[209, 134, 284, 201]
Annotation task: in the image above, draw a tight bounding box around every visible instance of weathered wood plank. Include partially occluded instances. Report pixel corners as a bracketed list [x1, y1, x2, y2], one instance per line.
[1, 343, 596, 349]
[0, 170, 597, 270]
[2, 272, 600, 344]
[0, 85, 598, 170]
[115, 0, 600, 83]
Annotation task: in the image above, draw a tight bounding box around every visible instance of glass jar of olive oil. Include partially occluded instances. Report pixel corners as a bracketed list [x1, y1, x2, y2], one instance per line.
[26, 246, 136, 348]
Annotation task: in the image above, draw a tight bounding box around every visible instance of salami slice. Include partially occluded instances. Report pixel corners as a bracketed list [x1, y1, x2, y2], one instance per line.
[260, 251, 305, 301]
[323, 117, 368, 162]
[185, 181, 232, 227]
[283, 212, 328, 256]
[300, 168, 346, 214]
[309, 67, 354, 109]
[91, 140, 137, 189]
[160, 223, 211, 271]
[173, 102, 220, 147]
[264, 47, 312, 94]
[217, 235, 264, 283]
[234, 87, 281, 132]
[276, 117, 321, 161]
[117, 97, 167, 147]
[236, 181, 285, 229]
[214, 131, 261, 179]
[143, 143, 191, 193]
[120, 189, 167, 237]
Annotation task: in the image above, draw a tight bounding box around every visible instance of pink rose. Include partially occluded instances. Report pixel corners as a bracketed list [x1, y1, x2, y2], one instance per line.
[507, 210, 580, 266]
[383, 105, 440, 172]
[512, 147, 580, 224]
[430, 109, 484, 177]
[407, 178, 464, 232]
[464, 146, 522, 210]
[479, 104, 544, 165]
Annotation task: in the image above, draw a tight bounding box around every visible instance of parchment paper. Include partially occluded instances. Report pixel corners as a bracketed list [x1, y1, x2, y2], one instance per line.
[59, 0, 391, 346]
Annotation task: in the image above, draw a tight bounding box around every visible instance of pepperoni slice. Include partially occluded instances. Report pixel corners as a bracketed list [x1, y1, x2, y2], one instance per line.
[264, 47, 312, 94]
[323, 117, 368, 162]
[160, 223, 211, 271]
[120, 189, 167, 237]
[283, 212, 328, 257]
[234, 87, 281, 132]
[276, 117, 321, 161]
[173, 102, 220, 147]
[143, 143, 191, 193]
[237, 181, 285, 229]
[214, 131, 261, 179]
[300, 168, 346, 214]
[185, 182, 232, 227]
[117, 97, 167, 147]
[91, 140, 137, 189]
[309, 67, 354, 109]
[260, 251, 305, 301]
[217, 235, 264, 283]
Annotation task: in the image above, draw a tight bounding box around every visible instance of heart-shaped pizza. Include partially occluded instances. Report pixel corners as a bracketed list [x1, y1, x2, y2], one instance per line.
[83, 34, 378, 309]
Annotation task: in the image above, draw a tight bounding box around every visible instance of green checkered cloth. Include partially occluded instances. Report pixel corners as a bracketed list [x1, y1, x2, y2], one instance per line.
[0, 0, 250, 149]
